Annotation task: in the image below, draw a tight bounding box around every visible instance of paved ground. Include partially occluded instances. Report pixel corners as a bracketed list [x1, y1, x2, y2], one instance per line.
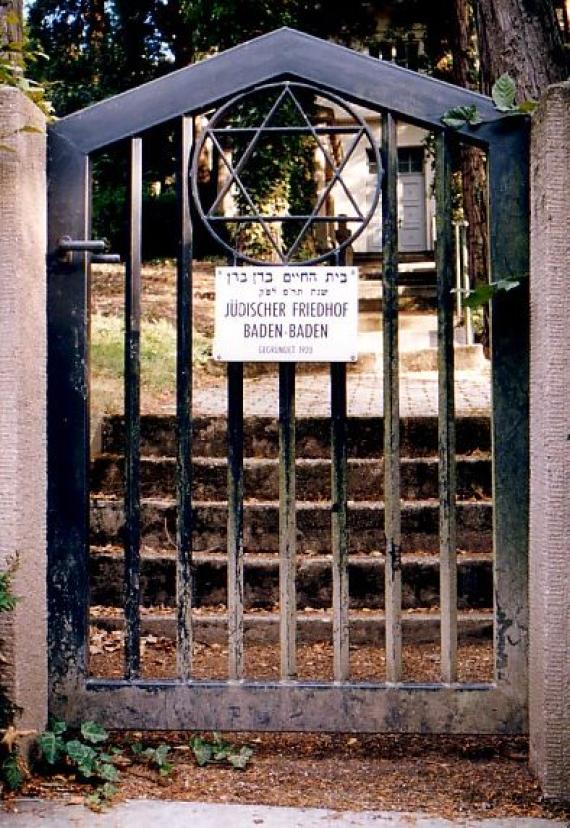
[193, 369, 491, 418]
[0, 800, 564, 828]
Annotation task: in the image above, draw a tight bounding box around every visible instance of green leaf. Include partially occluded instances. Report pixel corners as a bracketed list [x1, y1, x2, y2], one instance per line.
[463, 278, 521, 309]
[227, 746, 253, 770]
[492, 73, 517, 111]
[51, 720, 67, 736]
[154, 744, 171, 766]
[2, 755, 24, 790]
[190, 737, 213, 767]
[100, 782, 118, 800]
[38, 730, 64, 765]
[65, 740, 97, 776]
[81, 722, 108, 744]
[98, 762, 119, 782]
[159, 762, 173, 777]
[441, 105, 482, 129]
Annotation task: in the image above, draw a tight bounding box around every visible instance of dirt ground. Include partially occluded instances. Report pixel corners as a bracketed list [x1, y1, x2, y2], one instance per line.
[16, 729, 568, 821]
[89, 629, 494, 683]
[8, 632, 565, 822]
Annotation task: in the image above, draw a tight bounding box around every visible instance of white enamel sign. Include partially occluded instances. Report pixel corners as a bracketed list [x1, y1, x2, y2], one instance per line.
[214, 266, 359, 362]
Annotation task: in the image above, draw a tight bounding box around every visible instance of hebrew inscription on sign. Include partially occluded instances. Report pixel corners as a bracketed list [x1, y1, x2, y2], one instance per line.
[214, 266, 359, 362]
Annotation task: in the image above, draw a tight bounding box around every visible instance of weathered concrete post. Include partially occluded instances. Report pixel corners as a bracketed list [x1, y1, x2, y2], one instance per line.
[529, 81, 570, 802]
[0, 87, 47, 735]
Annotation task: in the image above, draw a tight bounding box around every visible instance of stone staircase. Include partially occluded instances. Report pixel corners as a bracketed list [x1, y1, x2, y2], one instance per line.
[89, 413, 494, 644]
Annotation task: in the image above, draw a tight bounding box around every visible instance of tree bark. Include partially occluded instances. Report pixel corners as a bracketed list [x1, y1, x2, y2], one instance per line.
[0, 0, 23, 48]
[449, 0, 490, 354]
[476, 0, 568, 99]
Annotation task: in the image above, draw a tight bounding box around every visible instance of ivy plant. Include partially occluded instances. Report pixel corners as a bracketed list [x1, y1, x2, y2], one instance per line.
[37, 720, 121, 804]
[131, 741, 174, 777]
[190, 732, 253, 770]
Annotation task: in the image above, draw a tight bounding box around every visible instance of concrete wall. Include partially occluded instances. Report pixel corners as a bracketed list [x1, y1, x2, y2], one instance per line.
[529, 81, 570, 802]
[0, 86, 47, 735]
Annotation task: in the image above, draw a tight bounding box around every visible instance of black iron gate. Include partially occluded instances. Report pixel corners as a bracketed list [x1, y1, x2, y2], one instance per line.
[47, 28, 529, 733]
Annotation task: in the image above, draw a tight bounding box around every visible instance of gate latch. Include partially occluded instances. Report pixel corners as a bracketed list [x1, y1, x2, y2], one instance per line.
[57, 236, 121, 264]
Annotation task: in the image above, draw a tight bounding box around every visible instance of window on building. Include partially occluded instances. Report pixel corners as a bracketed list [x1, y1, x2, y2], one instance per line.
[366, 147, 381, 175]
[397, 147, 424, 174]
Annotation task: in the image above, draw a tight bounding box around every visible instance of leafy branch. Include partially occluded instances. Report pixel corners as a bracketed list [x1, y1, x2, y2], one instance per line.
[441, 73, 537, 129]
[454, 274, 527, 309]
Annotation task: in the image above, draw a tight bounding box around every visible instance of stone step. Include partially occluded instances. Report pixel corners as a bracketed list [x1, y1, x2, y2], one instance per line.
[91, 608, 493, 646]
[90, 498, 492, 554]
[100, 415, 491, 459]
[359, 286, 437, 314]
[91, 455, 491, 501]
[90, 548, 493, 611]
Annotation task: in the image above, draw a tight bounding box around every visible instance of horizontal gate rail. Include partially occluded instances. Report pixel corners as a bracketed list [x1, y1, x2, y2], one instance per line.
[64, 681, 524, 734]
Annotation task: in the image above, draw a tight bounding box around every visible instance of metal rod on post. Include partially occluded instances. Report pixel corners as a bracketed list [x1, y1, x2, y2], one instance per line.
[461, 223, 473, 345]
[454, 222, 463, 321]
[279, 362, 296, 679]
[382, 111, 402, 682]
[435, 131, 458, 683]
[176, 115, 194, 680]
[124, 136, 142, 680]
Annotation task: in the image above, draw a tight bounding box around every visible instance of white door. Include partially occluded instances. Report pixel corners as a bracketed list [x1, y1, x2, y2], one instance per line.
[398, 173, 427, 252]
[365, 172, 427, 253]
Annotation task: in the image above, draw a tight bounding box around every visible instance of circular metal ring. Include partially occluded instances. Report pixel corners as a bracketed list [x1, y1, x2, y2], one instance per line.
[190, 81, 383, 265]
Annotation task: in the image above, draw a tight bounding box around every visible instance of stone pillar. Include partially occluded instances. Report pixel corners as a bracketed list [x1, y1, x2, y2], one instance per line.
[529, 81, 570, 802]
[0, 87, 47, 736]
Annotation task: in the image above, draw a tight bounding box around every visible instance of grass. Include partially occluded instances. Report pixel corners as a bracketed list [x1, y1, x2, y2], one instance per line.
[90, 313, 212, 419]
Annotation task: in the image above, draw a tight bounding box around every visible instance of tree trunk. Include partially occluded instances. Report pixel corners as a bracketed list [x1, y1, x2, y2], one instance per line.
[1, 0, 23, 48]
[448, 0, 490, 352]
[476, 0, 568, 99]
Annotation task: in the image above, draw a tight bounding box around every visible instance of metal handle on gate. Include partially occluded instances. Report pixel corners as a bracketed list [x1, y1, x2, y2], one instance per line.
[58, 236, 108, 254]
[57, 236, 121, 264]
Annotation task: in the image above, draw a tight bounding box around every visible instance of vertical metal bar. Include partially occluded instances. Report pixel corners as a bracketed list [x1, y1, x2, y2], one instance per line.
[176, 116, 194, 680]
[488, 126, 529, 709]
[47, 136, 91, 705]
[331, 360, 349, 681]
[435, 131, 457, 683]
[279, 362, 296, 679]
[382, 111, 402, 682]
[227, 360, 244, 679]
[124, 136, 142, 680]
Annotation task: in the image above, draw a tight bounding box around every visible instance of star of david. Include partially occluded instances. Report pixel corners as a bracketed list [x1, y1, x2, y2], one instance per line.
[194, 82, 381, 265]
